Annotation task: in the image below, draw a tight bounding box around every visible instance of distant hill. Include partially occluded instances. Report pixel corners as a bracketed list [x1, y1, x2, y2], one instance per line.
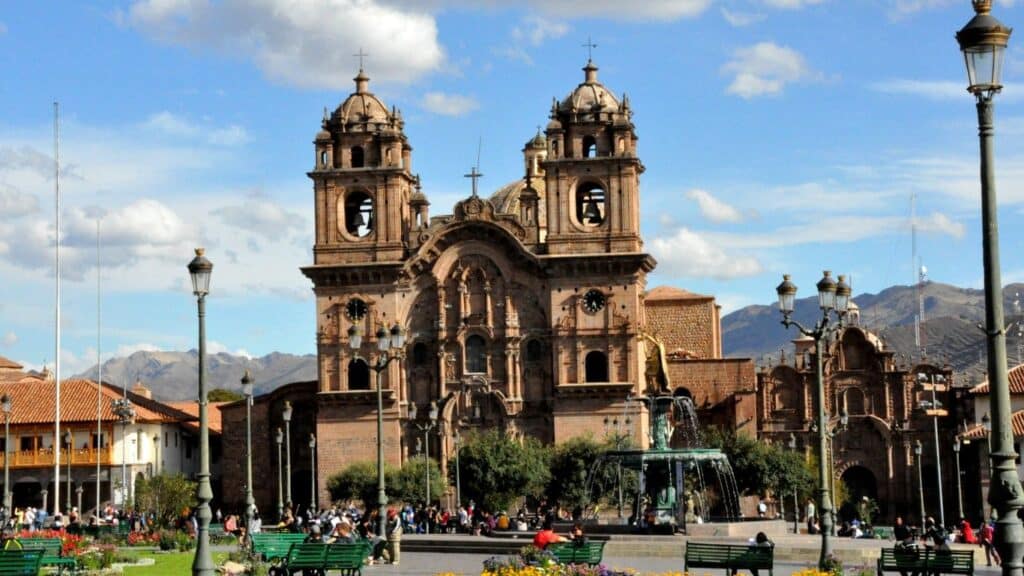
[721, 281, 1024, 382]
[76, 350, 317, 402]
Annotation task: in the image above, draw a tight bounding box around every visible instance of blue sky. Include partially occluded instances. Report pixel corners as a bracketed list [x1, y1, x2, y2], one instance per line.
[1, 0, 1023, 375]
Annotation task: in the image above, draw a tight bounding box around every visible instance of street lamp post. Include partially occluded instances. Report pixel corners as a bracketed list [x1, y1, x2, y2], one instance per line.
[603, 416, 632, 519]
[776, 271, 851, 568]
[111, 396, 134, 509]
[915, 440, 926, 526]
[275, 428, 284, 521]
[187, 247, 215, 576]
[788, 433, 800, 534]
[953, 437, 965, 521]
[63, 430, 72, 515]
[282, 401, 292, 507]
[408, 401, 438, 532]
[76, 485, 83, 516]
[453, 429, 462, 512]
[2, 394, 11, 513]
[957, 3, 1022, 573]
[348, 322, 405, 538]
[918, 373, 946, 528]
[308, 434, 317, 513]
[241, 371, 255, 542]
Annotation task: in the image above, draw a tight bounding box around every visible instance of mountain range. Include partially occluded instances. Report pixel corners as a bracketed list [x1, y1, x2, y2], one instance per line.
[77, 350, 317, 401]
[75, 282, 1024, 401]
[720, 281, 1024, 383]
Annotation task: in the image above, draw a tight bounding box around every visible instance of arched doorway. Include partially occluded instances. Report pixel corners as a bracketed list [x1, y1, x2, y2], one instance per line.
[840, 465, 879, 522]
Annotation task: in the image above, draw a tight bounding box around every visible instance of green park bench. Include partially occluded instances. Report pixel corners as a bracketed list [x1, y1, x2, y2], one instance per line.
[324, 541, 373, 575]
[0, 549, 43, 576]
[16, 538, 75, 574]
[251, 532, 307, 562]
[870, 526, 894, 539]
[279, 543, 327, 575]
[685, 542, 774, 576]
[878, 548, 974, 576]
[548, 541, 606, 566]
[208, 523, 225, 538]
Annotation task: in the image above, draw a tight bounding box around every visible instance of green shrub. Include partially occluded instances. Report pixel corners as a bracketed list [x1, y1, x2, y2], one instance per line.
[158, 530, 177, 551]
[175, 530, 195, 552]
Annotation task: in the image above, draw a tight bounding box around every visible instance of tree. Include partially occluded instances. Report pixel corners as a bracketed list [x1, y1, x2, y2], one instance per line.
[326, 461, 399, 507]
[392, 457, 444, 505]
[545, 435, 634, 512]
[134, 473, 197, 528]
[703, 427, 812, 499]
[448, 429, 550, 512]
[208, 388, 243, 402]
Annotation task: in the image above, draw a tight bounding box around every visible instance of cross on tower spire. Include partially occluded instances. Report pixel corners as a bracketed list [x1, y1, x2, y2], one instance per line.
[353, 48, 368, 71]
[464, 166, 483, 198]
[582, 36, 597, 62]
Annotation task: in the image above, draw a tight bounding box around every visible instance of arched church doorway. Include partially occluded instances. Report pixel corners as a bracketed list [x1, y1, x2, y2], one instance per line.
[840, 465, 879, 522]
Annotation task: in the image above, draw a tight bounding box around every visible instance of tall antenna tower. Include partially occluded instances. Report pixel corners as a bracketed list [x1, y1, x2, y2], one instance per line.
[910, 194, 927, 360]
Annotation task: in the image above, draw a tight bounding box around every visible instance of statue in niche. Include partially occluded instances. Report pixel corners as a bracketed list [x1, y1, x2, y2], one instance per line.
[445, 353, 457, 381]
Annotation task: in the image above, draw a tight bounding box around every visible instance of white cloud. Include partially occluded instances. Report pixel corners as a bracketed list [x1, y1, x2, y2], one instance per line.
[518, 0, 712, 20]
[763, 0, 825, 8]
[871, 79, 1024, 102]
[720, 8, 765, 26]
[214, 195, 307, 238]
[889, 0, 1015, 18]
[143, 111, 250, 146]
[512, 16, 568, 46]
[650, 227, 763, 279]
[123, 0, 445, 89]
[1, 332, 16, 347]
[0, 184, 40, 217]
[685, 188, 744, 223]
[208, 341, 252, 358]
[421, 92, 480, 117]
[722, 42, 820, 98]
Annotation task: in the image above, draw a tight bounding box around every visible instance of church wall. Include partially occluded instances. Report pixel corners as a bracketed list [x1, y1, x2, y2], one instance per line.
[645, 299, 720, 360]
[316, 404, 403, 507]
[666, 358, 756, 407]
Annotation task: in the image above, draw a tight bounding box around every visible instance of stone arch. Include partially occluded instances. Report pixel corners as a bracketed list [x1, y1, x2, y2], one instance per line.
[844, 387, 868, 415]
[348, 358, 370, 390]
[584, 350, 609, 383]
[769, 365, 802, 412]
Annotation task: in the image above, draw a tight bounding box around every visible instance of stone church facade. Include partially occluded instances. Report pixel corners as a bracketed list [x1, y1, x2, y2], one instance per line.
[219, 61, 756, 513]
[756, 308, 966, 523]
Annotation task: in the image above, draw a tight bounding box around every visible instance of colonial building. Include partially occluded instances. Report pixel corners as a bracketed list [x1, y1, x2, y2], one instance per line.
[218, 61, 757, 513]
[756, 308, 968, 523]
[0, 356, 221, 513]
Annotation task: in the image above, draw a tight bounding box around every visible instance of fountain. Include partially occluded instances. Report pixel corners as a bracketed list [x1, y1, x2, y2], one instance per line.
[587, 333, 741, 533]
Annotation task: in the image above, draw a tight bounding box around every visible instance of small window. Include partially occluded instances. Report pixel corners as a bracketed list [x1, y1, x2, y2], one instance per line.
[585, 351, 609, 383]
[320, 150, 328, 167]
[525, 340, 543, 363]
[413, 343, 429, 366]
[466, 335, 487, 374]
[348, 359, 370, 390]
[575, 183, 606, 227]
[164, 433, 168, 448]
[582, 135, 597, 158]
[351, 146, 364, 168]
[20, 437, 34, 452]
[344, 192, 374, 238]
[617, 137, 625, 153]
[137, 429, 144, 461]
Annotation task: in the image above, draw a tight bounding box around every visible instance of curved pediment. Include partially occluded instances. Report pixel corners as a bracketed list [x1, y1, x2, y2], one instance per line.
[403, 214, 543, 281]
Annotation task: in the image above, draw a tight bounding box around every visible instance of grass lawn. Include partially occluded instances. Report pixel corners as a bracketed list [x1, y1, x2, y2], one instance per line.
[122, 551, 231, 575]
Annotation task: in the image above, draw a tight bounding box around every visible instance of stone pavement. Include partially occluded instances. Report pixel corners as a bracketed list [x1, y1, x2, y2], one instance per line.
[355, 552, 1005, 575]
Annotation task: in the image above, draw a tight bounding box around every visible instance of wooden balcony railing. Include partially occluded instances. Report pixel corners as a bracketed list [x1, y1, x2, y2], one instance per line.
[0, 447, 113, 468]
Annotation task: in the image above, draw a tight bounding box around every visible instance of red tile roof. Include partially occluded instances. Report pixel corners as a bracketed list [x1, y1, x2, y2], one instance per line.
[962, 409, 1024, 440]
[646, 285, 712, 302]
[167, 402, 227, 435]
[969, 364, 1024, 395]
[0, 356, 21, 370]
[0, 379, 197, 426]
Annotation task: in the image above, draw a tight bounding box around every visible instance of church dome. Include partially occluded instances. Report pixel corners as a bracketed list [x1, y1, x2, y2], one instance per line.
[526, 131, 546, 149]
[333, 69, 396, 130]
[560, 61, 620, 112]
[315, 127, 331, 141]
[490, 178, 547, 227]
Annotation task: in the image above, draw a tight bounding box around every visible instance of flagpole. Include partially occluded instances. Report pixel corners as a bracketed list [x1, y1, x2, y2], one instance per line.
[53, 101, 62, 517]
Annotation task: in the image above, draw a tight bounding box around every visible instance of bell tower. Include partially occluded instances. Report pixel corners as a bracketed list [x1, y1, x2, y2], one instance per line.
[542, 60, 643, 255]
[310, 68, 417, 264]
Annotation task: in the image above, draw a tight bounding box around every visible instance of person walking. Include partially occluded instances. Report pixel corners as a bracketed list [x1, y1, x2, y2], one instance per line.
[980, 520, 1000, 566]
